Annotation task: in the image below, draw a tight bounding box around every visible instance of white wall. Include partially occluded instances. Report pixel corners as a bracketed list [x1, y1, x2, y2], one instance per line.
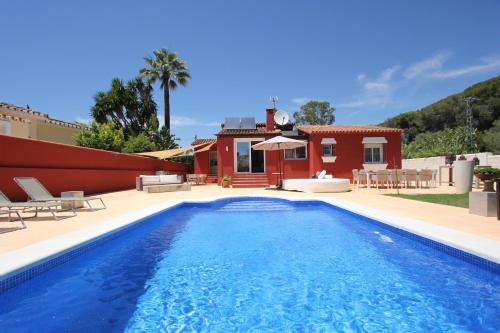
[402, 152, 500, 182]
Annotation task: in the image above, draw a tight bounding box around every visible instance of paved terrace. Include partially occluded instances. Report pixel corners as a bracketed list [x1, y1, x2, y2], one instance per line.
[0, 184, 499, 254]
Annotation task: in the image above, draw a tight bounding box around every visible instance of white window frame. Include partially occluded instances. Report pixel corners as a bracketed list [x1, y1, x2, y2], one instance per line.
[322, 144, 336, 157]
[363, 143, 384, 164]
[233, 138, 266, 173]
[284, 146, 307, 160]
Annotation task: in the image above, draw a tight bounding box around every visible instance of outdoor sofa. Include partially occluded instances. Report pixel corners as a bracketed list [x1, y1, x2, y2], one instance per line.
[136, 174, 190, 193]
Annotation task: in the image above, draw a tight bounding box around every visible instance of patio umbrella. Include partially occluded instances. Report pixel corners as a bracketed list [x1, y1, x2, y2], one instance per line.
[252, 136, 307, 188]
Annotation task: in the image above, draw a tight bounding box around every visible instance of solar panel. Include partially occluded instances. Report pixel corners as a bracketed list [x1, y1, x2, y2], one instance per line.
[224, 117, 241, 129]
[240, 117, 256, 129]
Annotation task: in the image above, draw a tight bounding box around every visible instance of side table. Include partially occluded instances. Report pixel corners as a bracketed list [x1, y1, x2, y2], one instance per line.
[61, 191, 84, 210]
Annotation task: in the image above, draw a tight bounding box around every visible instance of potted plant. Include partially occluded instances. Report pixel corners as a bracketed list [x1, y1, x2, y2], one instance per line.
[220, 175, 232, 188]
[474, 167, 500, 192]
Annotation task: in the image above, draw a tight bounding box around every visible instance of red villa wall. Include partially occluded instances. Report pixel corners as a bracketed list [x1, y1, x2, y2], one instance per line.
[194, 144, 217, 176]
[209, 131, 401, 185]
[307, 132, 402, 180]
[0, 135, 190, 201]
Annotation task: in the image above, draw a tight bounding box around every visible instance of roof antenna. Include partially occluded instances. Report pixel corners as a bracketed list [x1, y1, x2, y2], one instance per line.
[270, 96, 278, 109]
[464, 96, 479, 153]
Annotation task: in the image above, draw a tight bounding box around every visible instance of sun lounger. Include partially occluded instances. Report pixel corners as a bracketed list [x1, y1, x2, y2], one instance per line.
[0, 208, 26, 229]
[14, 177, 106, 211]
[0, 190, 65, 223]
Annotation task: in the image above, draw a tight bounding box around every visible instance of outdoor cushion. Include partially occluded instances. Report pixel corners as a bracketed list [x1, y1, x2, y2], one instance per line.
[318, 170, 327, 179]
[159, 175, 181, 184]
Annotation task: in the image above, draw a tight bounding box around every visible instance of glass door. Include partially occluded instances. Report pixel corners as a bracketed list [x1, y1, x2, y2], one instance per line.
[236, 141, 250, 172]
[251, 141, 265, 173]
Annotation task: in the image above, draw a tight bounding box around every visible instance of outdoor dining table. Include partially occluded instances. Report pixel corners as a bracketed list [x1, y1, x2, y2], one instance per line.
[359, 169, 438, 187]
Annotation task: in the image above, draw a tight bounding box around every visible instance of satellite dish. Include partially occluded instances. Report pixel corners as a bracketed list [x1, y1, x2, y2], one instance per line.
[274, 110, 289, 125]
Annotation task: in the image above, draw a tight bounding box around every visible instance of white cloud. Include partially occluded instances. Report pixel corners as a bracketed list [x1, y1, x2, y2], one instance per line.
[339, 65, 400, 108]
[169, 115, 219, 127]
[357, 74, 367, 81]
[339, 52, 500, 111]
[431, 55, 500, 79]
[403, 50, 451, 79]
[291, 97, 311, 106]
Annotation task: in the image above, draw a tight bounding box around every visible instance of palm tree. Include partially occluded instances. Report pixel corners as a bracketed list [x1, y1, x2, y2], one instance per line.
[139, 49, 191, 130]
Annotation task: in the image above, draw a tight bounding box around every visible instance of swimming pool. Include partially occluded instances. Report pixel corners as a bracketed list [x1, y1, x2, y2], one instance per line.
[0, 197, 499, 332]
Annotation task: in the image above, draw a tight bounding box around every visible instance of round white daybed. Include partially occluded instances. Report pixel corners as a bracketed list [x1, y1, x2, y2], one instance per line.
[282, 178, 351, 193]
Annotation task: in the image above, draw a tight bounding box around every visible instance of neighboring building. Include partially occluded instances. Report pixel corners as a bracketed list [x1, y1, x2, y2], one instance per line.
[193, 108, 403, 187]
[0, 102, 82, 145]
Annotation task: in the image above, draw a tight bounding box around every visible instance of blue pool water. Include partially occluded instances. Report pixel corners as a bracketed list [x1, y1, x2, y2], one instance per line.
[0, 198, 499, 332]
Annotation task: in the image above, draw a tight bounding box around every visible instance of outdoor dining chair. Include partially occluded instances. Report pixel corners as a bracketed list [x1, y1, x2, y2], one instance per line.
[372, 170, 391, 189]
[405, 169, 418, 188]
[419, 169, 433, 188]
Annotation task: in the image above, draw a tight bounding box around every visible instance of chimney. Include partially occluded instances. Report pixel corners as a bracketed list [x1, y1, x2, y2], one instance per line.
[266, 108, 275, 131]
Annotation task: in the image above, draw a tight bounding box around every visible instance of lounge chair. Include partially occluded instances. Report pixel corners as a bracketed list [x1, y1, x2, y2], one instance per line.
[14, 177, 106, 211]
[0, 209, 26, 229]
[0, 190, 65, 223]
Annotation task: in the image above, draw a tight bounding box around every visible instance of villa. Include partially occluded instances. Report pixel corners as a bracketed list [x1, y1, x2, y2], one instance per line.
[194, 108, 403, 187]
[0, 102, 82, 145]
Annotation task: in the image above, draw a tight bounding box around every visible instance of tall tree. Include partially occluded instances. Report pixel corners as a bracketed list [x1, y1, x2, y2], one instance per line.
[139, 49, 191, 130]
[293, 100, 336, 125]
[90, 77, 158, 138]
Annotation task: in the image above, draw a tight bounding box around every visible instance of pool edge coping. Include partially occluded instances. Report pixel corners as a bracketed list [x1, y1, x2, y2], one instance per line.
[1, 194, 499, 283]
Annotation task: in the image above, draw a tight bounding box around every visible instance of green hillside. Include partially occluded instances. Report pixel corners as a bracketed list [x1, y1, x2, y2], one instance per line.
[380, 76, 500, 157]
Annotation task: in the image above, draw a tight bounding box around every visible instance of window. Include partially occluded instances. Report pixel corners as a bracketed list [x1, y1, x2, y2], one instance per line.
[322, 144, 336, 157]
[364, 144, 383, 163]
[284, 146, 307, 159]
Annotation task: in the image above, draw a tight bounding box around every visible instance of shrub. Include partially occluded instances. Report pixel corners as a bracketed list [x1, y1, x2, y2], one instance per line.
[122, 133, 158, 153]
[74, 121, 124, 152]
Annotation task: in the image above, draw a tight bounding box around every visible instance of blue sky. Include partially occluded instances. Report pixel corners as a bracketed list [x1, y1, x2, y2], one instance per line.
[1, 0, 500, 145]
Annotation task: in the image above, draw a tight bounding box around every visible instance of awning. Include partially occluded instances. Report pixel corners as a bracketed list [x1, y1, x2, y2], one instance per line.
[362, 137, 387, 144]
[135, 144, 204, 159]
[195, 142, 216, 153]
[321, 138, 337, 144]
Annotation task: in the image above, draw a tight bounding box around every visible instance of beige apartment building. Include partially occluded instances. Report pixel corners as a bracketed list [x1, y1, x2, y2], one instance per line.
[0, 102, 82, 145]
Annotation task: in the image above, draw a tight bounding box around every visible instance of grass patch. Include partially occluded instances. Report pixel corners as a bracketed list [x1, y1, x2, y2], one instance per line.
[385, 193, 469, 208]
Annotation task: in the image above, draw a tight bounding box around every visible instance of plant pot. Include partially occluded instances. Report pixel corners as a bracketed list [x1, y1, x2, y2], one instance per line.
[474, 173, 499, 192]
[221, 180, 230, 188]
[455, 160, 474, 194]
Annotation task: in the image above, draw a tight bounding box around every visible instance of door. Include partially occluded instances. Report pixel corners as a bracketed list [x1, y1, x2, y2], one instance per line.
[251, 140, 264, 173]
[236, 141, 250, 172]
[209, 151, 217, 175]
[234, 139, 265, 173]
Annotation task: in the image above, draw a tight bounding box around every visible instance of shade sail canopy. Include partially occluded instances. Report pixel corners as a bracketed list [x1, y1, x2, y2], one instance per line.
[251, 136, 307, 151]
[135, 144, 204, 159]
[195, 142, 216, 153]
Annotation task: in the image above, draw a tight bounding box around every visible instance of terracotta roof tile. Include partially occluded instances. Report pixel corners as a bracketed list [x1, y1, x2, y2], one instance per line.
[191, 138, 216, 145]
[297, 125, 403, 134]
